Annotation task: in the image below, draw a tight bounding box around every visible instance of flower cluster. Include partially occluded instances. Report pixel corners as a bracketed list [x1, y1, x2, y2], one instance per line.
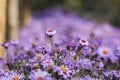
[0, 9, 120, 80]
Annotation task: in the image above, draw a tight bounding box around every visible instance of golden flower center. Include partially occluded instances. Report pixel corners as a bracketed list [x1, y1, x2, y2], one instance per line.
[61, 66, 67, 74]
[61, 66, 66, 72]
[32, 42, 37, 45]
[13, 76, 19, 80]
[102, 50, 108, 55]
[37, 77, 43, 80]
[35, 63, 40, 68]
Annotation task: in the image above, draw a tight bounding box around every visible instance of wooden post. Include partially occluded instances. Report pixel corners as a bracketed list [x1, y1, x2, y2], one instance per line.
[8, 0, 31, 39]
[8, 0, 19, 39]
[0, 0, 7, 57]
[19, 0, 31, 27]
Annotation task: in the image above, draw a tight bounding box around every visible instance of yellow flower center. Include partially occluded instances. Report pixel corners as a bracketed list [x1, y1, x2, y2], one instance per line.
[35, 63, 40, 68]
[13, 76, 19, 80]
[102, 50, 108, 55]
[37, 77, 43, 80]
[61, 66, 66, 72]
[60, 66, 67, 74]
[32, 42, 37, 45]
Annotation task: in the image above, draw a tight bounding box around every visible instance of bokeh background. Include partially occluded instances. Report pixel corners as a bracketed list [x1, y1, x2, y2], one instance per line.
[29, 0, 120, 26]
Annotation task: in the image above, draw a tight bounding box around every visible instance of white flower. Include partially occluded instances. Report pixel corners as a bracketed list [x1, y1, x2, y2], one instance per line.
[45, 29, 56, 36]
[98, 46, 113, 58]
[78, 38, 89, 46]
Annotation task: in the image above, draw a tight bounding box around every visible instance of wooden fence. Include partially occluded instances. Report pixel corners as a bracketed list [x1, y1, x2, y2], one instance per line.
[0, 0, 31, 57]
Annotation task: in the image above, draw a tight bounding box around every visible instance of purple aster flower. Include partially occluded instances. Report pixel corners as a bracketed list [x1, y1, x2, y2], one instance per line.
[1, 41, 10, 49]
[77, 58, 93, 70]
[45, 29, 56, 37]
[41, 59, 55, 69]
[66, 40, 76, 50]
[0, 74, 8, 80]
[0, 8, 120, 80]
[54, 65, 75, 79]
[97, 46, 113, 59]
[0, 58, 7, 70]
[63, 59, 76, 67]
[80, 46, 92, 56]
[111, 70, 120, 78]
[35, 46, 47, 54]
[26, 59, 38, 69]
[41, 55, 55, 69]
[6, 71, 24, 80]
[29, 69, 52, 80]
[78, 38, 89, 46]
[98, 61, 104, 69]
[114, 48, 120, 59]
[69, 51, 76, 57]
[97, 46, 118, 63]
[102, 70, 110, 77]
[34, 53, 44, 61]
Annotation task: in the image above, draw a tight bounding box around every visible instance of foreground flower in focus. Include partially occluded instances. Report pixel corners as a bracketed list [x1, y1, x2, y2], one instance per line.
[45, 29, 56, 37]
[78, 38, 89, 46]
[54, 65, 75, 79]
[98, 46, 113, 59]
[7, 72, 24, 80]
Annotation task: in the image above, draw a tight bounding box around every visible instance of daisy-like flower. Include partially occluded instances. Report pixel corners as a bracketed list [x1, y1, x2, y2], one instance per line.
[41, 58, 55, 69]
[66, 40, 76, 50]
[78, 38, 89, 46]
[29, 69, 52, 80]
[34, 53, 44, 61]
[7, 71, 24, 80]
[45, 29, 56, 37]
[55, 65, 75, 79]
[97, 46, 113, 59]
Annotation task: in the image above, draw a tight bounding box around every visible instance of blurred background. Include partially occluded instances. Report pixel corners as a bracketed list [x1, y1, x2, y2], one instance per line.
[0, 0, 120, 55]
[29, 0, 120, 26]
